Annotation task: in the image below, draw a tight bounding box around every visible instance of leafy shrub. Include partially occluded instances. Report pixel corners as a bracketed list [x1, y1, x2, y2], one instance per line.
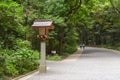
[63, 43, 77, 54]
[47, 54, 62, 60]
[0, 56, 5, 79]
[4, 48, 39, 77]
[5, 61, 19, 76]
[0, 40, 39, 77]
[16, 48, 39, 74]
[15, 39, 31, 49]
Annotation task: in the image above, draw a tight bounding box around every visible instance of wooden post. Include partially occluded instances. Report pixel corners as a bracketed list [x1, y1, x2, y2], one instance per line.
[39, 41, 46, 72]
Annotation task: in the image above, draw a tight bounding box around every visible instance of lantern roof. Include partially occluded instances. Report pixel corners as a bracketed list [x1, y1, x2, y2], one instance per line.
[32, 19, 53, 27]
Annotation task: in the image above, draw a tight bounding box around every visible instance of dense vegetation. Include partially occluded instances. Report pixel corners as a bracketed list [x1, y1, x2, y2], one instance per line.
[0, 0, 120, 79]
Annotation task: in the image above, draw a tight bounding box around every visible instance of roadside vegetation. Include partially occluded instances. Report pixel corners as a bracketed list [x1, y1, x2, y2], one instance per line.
[98, 45, 120, 51]
[0, 0, 120, 79]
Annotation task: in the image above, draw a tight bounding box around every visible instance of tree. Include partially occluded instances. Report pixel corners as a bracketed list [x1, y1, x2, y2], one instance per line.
[0, 0, 24, 49]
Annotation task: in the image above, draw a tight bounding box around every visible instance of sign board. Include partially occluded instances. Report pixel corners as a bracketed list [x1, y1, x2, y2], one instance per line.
[51, 50, 56, 54]
[39, 28, 45, 35]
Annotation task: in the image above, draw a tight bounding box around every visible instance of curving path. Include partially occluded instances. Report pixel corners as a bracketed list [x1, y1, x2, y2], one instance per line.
[19, 47, 120, 80]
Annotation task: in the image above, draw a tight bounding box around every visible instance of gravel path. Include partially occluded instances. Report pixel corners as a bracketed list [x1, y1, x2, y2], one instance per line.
[19, 47, 120, 80]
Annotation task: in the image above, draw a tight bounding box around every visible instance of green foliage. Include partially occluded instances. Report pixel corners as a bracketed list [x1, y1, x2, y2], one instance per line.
[0, 0, 39, 77]
[0, 40, 39, 77]
[63, 27, 78, 54]
[5, 60, 19, 76]
[1, 49, 39, 77]
[0, 0, 25, 49]
[15, 39, 31, 49]
[99, 43, 120, 51]
[73, 0, 120, 46]
[47, 54, 62, 61]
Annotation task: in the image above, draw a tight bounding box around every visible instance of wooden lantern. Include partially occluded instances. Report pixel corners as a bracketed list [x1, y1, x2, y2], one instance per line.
[32, 19, 54, 40]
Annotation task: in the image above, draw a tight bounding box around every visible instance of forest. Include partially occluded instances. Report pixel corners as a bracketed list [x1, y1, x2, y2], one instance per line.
[0, 0, 120, 79]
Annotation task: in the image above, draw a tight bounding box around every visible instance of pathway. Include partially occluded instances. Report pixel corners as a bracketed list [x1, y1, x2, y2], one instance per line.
[18, 47, 120, 80]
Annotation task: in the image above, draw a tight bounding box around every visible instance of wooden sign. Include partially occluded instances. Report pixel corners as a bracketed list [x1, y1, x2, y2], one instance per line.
[39, 28, 45, 35]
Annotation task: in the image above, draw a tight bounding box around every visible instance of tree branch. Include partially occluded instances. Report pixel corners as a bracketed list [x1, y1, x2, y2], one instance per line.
[66, 0, 82, 16]
[109, 0, 120, 14]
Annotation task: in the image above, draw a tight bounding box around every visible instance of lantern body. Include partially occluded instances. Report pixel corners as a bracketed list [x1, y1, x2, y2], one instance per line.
[39, 28, 45, 35]
[32, 19, 54, 40]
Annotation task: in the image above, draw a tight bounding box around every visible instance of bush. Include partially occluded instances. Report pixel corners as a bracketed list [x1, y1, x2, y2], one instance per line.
[4, 48, 39, 77]
[0, 40, 39, 78]
[0, 56, 5, 80]
[47, 54, 62, 61]
[15, 39, 31, 49]
[99, 44, 120, 51]
[63, 43, 77, 55]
